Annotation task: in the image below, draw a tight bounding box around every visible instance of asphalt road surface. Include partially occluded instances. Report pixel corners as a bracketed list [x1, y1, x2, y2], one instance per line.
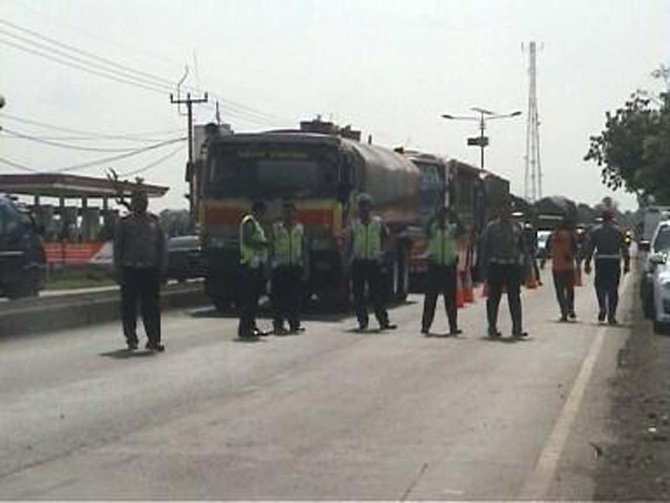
[0, 271, 636, 500]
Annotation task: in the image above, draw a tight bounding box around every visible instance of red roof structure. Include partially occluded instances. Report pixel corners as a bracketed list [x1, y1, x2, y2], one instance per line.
[0, 173, 168, 199]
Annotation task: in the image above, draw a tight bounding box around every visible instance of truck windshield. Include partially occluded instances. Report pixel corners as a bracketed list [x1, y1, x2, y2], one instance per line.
[415, 161, 443, 219]
[206, 143, 340, 198]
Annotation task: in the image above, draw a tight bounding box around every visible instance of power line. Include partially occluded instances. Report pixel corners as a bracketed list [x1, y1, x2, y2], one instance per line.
[119, 144, 185, 177]
[0, 37, 170, 95]
[205, 90, 290, 125]
[2, 34, 287, 127]
[0, 20, 178, 89]
[0, 156, 39, 172]
[0, 112, 182, 141]
[0, 138, 185, 174]
[53, 137, 186, 173]
[1, 17, 292, 126]
[0, 25, 176, 93]
[9, 1, 185, 70]
[1, 127, 145, 152]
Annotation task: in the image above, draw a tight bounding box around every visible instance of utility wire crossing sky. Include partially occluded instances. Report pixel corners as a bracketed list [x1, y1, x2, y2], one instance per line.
[0, 0, 667, 210]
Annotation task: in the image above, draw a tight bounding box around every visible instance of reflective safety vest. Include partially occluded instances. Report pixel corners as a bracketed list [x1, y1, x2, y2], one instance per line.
[427, 222, 458, 265]
[239, 214, 267, 269]
[352, 217, 383, 261]
[273, 221, 304, 267]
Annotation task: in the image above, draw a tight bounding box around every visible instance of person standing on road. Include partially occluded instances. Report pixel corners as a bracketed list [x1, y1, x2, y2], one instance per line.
[583, 209, 630, 324]
[347, 193, 397, 332]
[543, 217, 579, 322]
[421, 205, 464, 336]
[238, 200, 271, 340]
[480, 201, 529, 339]
[271, 200, 307, 335]
[113, 190, 167, 351]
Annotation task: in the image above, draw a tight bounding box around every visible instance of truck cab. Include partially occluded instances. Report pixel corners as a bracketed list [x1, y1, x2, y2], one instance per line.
[0, 195, 47, 299]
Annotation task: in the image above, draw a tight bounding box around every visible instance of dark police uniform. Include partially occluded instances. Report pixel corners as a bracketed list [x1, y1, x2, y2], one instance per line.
[584, 220, 630, 323]
[480, 217, 528, 337]
[113, 210, 166, 350]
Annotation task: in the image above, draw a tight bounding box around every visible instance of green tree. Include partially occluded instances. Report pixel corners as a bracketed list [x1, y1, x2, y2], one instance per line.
[585, 88, 670, 204]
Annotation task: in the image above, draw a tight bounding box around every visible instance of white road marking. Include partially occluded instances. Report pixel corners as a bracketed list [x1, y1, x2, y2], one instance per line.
[518, 272, 631, 500]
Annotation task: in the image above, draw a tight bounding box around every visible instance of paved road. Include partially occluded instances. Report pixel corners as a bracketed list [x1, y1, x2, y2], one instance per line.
[0, 271, 635, 500]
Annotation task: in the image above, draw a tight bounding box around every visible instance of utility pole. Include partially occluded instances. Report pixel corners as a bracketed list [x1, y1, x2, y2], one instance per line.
[524, 41, 542, 202]
[170, 92, 208, 219]
[170, 92, 209, 165]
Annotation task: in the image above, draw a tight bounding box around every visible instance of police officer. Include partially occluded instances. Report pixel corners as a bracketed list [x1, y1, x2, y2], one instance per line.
[113, 190, 166, 351]
[421, 205, 464, 336]
[348, 193, 397, 332]
[271, 200, 307, 335]
[480, 200, 529, 339]
[238, 200, 271, 339]
[583, 209, 630, 324]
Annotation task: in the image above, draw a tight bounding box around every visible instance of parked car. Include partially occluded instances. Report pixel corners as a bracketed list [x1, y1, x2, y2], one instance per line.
[165, 235, 205, 282]
[0, 195, 47, 299]
[640, 219, 670, 332]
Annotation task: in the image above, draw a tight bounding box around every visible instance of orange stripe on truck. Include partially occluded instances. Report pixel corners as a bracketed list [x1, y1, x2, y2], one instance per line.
[202, 199, 341, 229]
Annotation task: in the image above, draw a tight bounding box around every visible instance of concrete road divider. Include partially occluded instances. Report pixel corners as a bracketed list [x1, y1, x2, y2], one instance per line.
[0, 282, 208, 337]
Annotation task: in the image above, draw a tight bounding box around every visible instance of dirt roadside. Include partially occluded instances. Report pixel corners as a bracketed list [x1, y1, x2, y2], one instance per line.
[592, 279, 670, 500]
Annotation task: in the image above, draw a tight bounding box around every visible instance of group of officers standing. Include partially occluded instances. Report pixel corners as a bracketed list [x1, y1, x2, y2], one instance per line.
[230, 192, 535, 341]
[112, 190, 631, 350]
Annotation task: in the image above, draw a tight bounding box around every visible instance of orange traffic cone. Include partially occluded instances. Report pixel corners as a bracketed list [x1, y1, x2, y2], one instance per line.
[525, 265, 538, 289]
[463, 269, 475, 303]
[456, 273, 465, 308]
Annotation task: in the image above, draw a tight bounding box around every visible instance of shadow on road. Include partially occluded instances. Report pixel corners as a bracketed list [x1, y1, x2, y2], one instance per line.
[190, 299, 416, 324]
[423, 332, 463, 339]
[477, 336, 534, 344]
[232, 337, 270, 344]
[99, 349, 159, 359]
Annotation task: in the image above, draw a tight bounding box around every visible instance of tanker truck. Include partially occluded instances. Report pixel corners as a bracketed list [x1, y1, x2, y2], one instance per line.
[197, 122, 421, 310]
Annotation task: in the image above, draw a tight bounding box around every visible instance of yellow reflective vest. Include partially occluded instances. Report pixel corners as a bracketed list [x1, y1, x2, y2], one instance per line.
[427, 222, 458, 265]
[352, 217, 383, 261]
[240, 214, 267, 269]
[272, 221, 304, 267]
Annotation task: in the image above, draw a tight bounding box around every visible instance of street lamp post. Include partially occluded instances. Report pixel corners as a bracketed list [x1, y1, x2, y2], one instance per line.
[441, 108, 522, 169]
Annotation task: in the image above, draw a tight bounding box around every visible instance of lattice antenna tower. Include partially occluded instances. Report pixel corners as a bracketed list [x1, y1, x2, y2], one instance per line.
[524, 41, 542, 202]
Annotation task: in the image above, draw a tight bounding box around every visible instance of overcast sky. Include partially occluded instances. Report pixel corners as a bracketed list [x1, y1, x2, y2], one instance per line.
[1, 0, 667, 211]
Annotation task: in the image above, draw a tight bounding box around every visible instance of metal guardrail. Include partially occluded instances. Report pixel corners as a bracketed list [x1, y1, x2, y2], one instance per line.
[0, 280, 207, 337]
